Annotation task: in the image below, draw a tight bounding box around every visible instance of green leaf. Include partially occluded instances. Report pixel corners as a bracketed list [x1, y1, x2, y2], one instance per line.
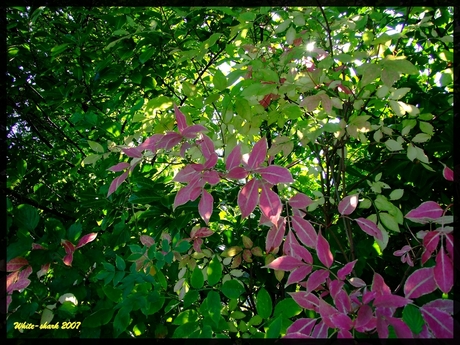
[183, 290, 199, 309]
[190, 266, 204, 289]
[379, 212, 400, 232]
[384, 139, 403, 151]
[88, 140, 104, 153]
[389, 189, 404, 201]
[145, 96, 173, 112]
[139, 47, 155, 64]
[51, 43, 70, 56]
[402, 304, 424, 334]
[213, 69, 227, 91]
[173, 309, 198, 325]
[113, 306, 132, 337]
[172, 322, 199, 338]
[256, 288, 272, 319]
[222, 279, 245, 299]
[83, 154, 101, 165]
[103, 285, 122, 303]
[115, 255, 126, 271]
[273, 298, 302, 318]
[419, 121, 434, 136]
[206, 290, 221, 326]
[14, 204, 39, 232]
[207, 255, 222, 286]
[67, 223, 82, 242]
[265, 315, 282, 338]
[82, 309, 115, 328]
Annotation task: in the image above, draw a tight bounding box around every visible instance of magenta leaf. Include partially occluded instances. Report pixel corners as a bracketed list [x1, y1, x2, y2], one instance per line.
[76, 233, 97, 249]
[337, 329, 353, 338]
[423, 231, 440, 253]
[355, 305, 374, 330]
[328, 279, 345, 299]
[286, 318, 317, 336]
[258, 165, 294, 184]
[226, 144, 242, 171]
[140, 235, 155, 247]
[107, 171, 129, 197]
[434, 246, 453, 293]
[174, 104, 187, 133]
[173, 185, 193, 209]
[7, 257, 29, 272]
[138, 133, 163, 152]
[247, 138, 267, 169]
[108, 162, 130, 172]
[283, 230, 301, 257]
[334, 289, 352, 314]
[394, 245, 411, 257]
[290, 243, 313, 264]
[61, 239, 75, 255]
[316, 230, 333, 268]
[286, 265, 312, 286]
[376, 314, 389, 338]
[289, 193, 313, 209]
[442, 165, 454, 181]
[420, 307, 453, 338]
[18, 265, 32, 280]
[202, 170, 220, 185]
[63, 252, 74, 267]
[306, 269, 329, 292]
[404, 267, 437, 299]
[338, 194, 359, 215]
[355, 218, 383, 241]
[121, 147, 143, 158]
[289, 291, 320, 311]
[32, 243, 46, 250]
[181, 124, 208, 139]
[318, 299, 339, 329]
[349, 277, 366, 288]
[311, 320, 328, 338]
[198, 190, 214, 225]
[445, 233, 454, 261]
[238, 178, 259, 219]
[373, 294, 412, 308]
[259, 184, 282, 224]
[292, 215, 317, 249]
[263, 255, 304, 271]
[387, 317, 413, 338]
[197, 134, 215, 160]
[204, 152, 218, 169]
[226, 166, 248, 179]
[337, 259, 357, 280]
[283, 332, 312, 339]
[8, 277, 31, 293]
[179, 142, 192, 158]
[362, 289, 376, 304]
[158, 132, 183, 150]
[423, 299, 453, 315]
[192, 227, 214, 238]
[174, 165, 200, 183]
[331, 313, 353, 331]
[405, 201, 444, 223]
[372, 273, 392, 296]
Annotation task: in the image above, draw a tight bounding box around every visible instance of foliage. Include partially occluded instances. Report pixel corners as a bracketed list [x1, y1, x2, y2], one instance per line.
[6, 6, 456, 339]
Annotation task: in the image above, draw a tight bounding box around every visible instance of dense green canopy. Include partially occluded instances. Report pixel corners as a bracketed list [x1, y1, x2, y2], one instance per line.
[6, 6, 455, 339]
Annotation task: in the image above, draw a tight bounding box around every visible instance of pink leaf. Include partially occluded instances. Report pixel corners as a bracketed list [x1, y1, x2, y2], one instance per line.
[226, 144, 242, 171]
[265, 217, 286, 253]
[373, 294, 412, 308]
[138, 134, 163, 152]
[387, 317, 413, 338]
[316, 230, 333, 268]
[372, 273, 392, 296]
[423, 299, 453, 315]
[423, 231, 440, 253]
[189, 184, 204, 201]
[197, 134, 215, 160]
[63, 252, 74, 266]
[257, 165, 294, 184]
[174, 104, 187, 133]
[376, 314, 389, 338]
[306, 269, 329, 293]
[193, 238, 203, 253]
[434, 246, 453, 293]
[6, 271, 19, 291]
[289, 291, 320, 311]
[405, 201, 444, 223]
[8, 277, 31, 293]
[37, 263, 50, 279]
[76, 233, 97, 249]
[226, 166, 248, 179]
[191, 227, 214, 238]
[421, 249, 432, 265]
[202, 170, 220, 185]
[337, 329, 353, 338]
[355, 218, 383, 241]
[173, 185, 192, 209]
[338, 194, 358, 216]
[318, 299, 339, 329]
[122, 147, 142, 158]
[198, 190, 213, 225]
[328, 280, 345, 299]
[7, 257, 29, 272]
[259, 184, 282, 224]
[107, 171, 129, 197]
[179, 142, 192, 158]
[334, 289, 352, 314]
[247, 138, 267, 169]
[181, 124, 208, 139]
[238, 178, 259, 219]
[108, 162, 130, 172]
[442, 165, 454, 181]
[157, 132, 183, 150]
[445, 233, 454, 261]
[32, 243, 46, 250]
[283, 230, 301, 257]
[286, 318, 317, 336]
[204, 152, 218, 169]
[263, 255, 303, 271]
[61, 239, 75, 255]
[404, 267, 437, 299]
[349, 277, 367, 288]
[286, 265, 312, 286]
[311, 320, 328, 338]
[18, 265, 32, 280]
[355, 304, 374, 330]
[292, 215, 317, 249]
[331, 313, 353, 331]
[362, 289, 376, 304]
[290, 243, 313, 264]
[289, 193, 313, 209]
[394, 244, 411, 256]
[140, 235, 155, 247]
[337, 259, 357, 280]
[420, 307, 453, 338]
[174, 165, 200, 183]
